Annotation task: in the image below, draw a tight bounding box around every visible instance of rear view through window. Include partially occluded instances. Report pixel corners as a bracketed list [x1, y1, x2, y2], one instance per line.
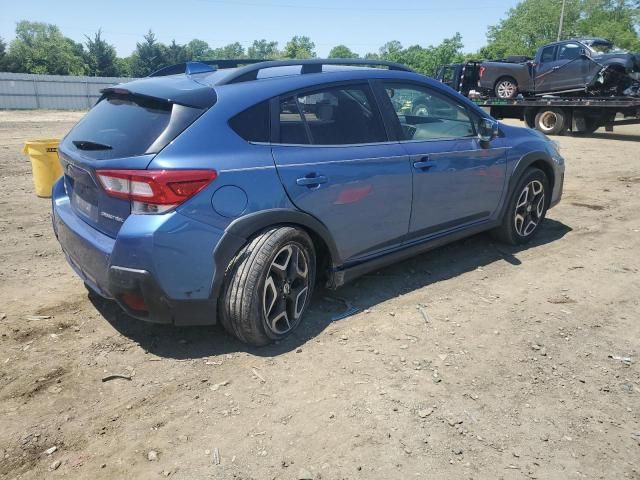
[63, 94, 204, 160]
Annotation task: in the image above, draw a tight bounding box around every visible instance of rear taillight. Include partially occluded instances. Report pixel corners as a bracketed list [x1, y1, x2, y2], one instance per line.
[96, 169, 217, 214]
[478, 66, 485, 78]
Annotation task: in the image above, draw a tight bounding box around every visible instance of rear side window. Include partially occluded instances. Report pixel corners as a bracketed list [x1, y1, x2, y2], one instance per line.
[229, 101, 270, 142]
[64, 94, 203, 160]
[278, 84, 387, 145]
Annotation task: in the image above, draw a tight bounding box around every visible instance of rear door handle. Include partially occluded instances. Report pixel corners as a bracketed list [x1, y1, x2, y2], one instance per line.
[296, 174, 328, 187]
[413, 159, 437, 170]
[552, 66, 560, 71]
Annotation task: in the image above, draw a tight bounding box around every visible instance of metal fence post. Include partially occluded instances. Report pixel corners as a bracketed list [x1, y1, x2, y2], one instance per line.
[85, 80, 91, 109]
[32, 78, 40, 108]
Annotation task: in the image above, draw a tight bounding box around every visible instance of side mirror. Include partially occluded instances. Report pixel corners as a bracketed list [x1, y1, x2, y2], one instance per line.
[579, 48, 588, 57]
[478, 118, 499, 142]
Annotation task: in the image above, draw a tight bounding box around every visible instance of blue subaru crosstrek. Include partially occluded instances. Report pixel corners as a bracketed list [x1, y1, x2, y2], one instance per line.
[51, 59, 564, 346]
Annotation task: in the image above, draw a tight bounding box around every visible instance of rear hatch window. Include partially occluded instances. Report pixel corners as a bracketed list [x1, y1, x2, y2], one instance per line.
[59, 93, 206, 238]
[64, 93, 202, 160]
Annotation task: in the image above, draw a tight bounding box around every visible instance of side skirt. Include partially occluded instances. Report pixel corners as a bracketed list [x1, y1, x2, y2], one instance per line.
[329, 219, 500, 288]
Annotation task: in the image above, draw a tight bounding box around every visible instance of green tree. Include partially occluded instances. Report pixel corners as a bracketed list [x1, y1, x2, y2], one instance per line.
[481, 0, 582, 58]
[129, 30, 167, 77]
[378, 40, 404, 62]
[377, 34, 465, 75]
[577, 0, 640, 50]
[165, 39, 189, 64]
[211, 42, 245, 59]
[84, 30, 118, 76]
[6, 21, 86, 75]
[115, 56, 133, 77]
[247, 39, 280, 59]
[328, 44, 359, 58]
[283, 36, 316, 59]
[187, 39, 212, 60]
[480, 0, 640, 59]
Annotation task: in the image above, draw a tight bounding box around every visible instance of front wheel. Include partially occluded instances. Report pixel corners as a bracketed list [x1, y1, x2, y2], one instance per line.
[492, 168, 550, 245]
[220, 227, 316, 346]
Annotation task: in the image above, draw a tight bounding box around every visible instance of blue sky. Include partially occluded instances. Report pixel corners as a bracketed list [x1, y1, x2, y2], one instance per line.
[1, 0, 521, 56]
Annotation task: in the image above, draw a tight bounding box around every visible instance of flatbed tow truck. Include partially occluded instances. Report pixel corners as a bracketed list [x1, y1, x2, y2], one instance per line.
[475, 95, 640, 135]
[435, 61, 640, 135]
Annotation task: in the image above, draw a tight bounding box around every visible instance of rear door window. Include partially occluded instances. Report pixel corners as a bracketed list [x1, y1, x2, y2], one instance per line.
[540, 45, 557, 64]
[278, 84, 387, 145]
[64, 94, 203, 160]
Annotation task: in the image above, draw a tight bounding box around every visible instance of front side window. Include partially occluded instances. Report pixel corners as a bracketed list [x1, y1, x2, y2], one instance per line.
[383, 82, 475, 141]
[278, 84, 387, 145]
[558, 43, 581, 61]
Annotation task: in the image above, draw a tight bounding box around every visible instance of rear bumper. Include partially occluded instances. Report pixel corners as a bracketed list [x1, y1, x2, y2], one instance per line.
[51, 178, 222, 326]
[107, 265, 216, 325]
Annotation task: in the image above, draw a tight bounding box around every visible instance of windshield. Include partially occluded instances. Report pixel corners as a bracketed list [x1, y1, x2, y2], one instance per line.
[587, 41, 627, 54]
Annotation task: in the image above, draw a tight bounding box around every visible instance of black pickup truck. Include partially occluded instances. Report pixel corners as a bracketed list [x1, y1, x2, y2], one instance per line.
[478, 38, 640, 99]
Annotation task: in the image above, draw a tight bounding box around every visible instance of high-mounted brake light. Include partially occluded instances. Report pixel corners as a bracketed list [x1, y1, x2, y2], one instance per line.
[96, 169, 217, 214]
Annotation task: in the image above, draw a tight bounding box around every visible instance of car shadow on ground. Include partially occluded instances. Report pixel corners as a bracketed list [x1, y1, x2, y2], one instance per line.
[583, 132, 640, 143]
[91, 218, 571, 359]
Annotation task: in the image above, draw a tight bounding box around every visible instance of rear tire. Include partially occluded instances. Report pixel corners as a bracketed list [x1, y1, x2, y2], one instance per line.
[534, 108, 567, 135]
[494, 77, 519, 99]
[220, 227, 316, 346]
[492, 168, 550, 245]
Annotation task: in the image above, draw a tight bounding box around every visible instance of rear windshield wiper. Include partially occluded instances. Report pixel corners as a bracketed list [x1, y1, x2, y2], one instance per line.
[72, 140, 113, 151]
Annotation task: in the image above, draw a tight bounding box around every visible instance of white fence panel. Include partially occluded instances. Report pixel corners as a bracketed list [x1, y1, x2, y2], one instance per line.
[0, 72, 138, 110]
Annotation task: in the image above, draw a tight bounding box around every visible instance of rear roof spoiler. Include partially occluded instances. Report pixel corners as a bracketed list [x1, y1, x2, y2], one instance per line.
[149, 59, 265, 77]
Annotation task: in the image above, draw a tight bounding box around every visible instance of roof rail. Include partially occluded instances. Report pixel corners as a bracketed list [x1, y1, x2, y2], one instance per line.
[148, 59, 265, 77]
[215, 59, 415, 85]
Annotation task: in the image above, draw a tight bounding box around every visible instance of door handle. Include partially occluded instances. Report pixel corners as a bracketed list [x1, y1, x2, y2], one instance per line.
[552, 66, 560, 71]
[296, 174, 328, 187]
[413, 159, 437, 170]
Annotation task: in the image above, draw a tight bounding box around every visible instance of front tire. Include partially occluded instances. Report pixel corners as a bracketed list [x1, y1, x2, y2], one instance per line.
[220, 227, 316, 346]
[492, 168, 550, 245]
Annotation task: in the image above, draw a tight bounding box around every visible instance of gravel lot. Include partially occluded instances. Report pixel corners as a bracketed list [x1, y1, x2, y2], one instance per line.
[1, 110, 639, 479]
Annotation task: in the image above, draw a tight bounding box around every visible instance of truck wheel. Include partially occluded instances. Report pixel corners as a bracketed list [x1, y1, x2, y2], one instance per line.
[494, 77, 518, 99]
[534, 108, 567, 135]
[492, 168, 549, 245]
[220, 227, 316, 346]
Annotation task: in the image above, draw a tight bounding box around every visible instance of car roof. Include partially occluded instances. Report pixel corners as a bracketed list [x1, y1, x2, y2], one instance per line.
[109, 63, 484, 119]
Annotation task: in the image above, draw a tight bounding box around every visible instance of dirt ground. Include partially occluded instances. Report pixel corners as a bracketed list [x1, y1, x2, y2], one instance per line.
[0, 109, 638, 480]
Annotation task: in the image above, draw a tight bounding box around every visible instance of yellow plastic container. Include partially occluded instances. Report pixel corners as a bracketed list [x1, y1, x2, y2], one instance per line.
[22, 139, 63, 198]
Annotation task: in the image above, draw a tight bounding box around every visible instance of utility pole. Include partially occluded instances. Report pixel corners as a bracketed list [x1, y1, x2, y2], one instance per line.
[557, 0, 566, 41]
